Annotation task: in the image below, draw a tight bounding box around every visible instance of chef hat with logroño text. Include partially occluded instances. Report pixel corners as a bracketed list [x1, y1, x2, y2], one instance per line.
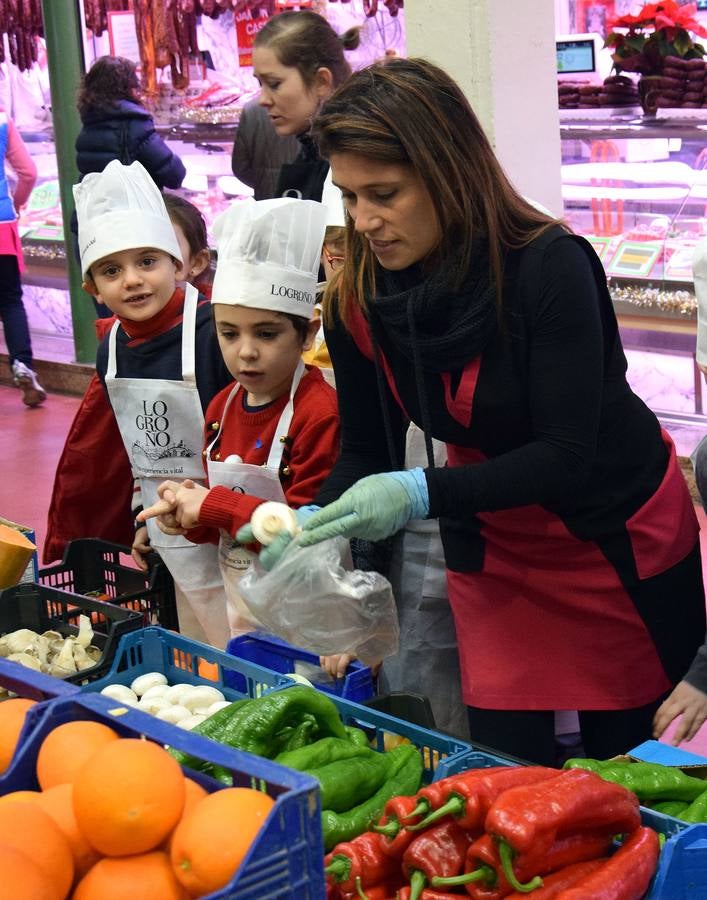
[73, 160, 182, 279]
[211, 197, 327, 319]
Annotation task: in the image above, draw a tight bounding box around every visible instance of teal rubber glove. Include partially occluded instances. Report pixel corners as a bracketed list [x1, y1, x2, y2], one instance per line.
[298, 469, 429, 547]
[235, 505, 320, 571]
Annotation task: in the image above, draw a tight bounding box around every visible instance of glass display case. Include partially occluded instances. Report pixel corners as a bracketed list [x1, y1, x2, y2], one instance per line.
[561, 116, 707, 423]
[16, 122, 247, 340]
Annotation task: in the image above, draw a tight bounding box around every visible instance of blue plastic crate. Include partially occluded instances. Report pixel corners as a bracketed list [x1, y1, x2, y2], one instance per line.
[647, 823, 707, 899]
[84, 627, 469, 782]
[0, 692, 325, 899]
[0, 657, 79, 702]
[226, 632, 375, 702]
[82, 626, 294, 701]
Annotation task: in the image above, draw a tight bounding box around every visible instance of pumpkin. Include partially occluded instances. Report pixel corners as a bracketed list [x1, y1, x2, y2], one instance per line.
[0, 524, 36, 589]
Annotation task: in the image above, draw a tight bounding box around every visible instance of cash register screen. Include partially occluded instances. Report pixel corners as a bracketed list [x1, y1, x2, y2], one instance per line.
[556, 37, 596, 74]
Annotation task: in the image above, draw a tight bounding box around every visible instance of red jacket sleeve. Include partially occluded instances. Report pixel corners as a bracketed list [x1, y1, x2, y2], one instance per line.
[195, 387, 340, 539]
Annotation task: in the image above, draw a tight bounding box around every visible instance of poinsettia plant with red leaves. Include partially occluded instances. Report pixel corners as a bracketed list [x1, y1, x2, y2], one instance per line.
[605, 1, 707, 74]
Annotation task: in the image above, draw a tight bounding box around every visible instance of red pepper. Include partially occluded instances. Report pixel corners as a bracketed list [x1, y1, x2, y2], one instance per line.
[397, 889, 468, 900]
[403, 768, 509, 822]
[432, 829, 614, 898]
[410, 767, 560, 833]
[341, 876, 402, 900]
[402, 820, 471, 900]
[325, 832, 400, 894]
[375, 795, 425, 857]
[485, 769, 641, 858]
[504, 860, 606, 899]
[555, 826, 660, 900]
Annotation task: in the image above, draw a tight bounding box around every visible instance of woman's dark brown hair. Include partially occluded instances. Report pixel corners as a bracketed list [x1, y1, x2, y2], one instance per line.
[77, 56, 140, 119]
[253, 10, 360, 90]
[312, 57, 560, 327]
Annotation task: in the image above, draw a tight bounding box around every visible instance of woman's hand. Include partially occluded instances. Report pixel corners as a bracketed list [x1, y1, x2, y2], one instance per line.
[131, 525, 151, 571]
[653, 680, 707, 745]
[299, 469, 429, 546]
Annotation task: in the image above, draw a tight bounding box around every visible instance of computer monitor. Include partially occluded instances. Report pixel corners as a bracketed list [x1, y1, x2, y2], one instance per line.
[556, 33, 611, 82]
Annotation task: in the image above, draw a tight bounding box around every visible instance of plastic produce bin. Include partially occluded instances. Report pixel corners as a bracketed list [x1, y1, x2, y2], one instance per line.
[82, 626, 294, 701]
[0, 657, 79, 702]
[0, 692, 325, 899]
[226, 631, 375, 702]
[39, 538, 178, 630]
[647, 823, 707, 899]
[0, 582, 144, 684]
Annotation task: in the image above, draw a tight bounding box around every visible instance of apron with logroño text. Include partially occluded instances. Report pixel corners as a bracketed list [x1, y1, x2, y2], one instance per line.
[205, 359, 305, 637]
[104, 283, 229, 647]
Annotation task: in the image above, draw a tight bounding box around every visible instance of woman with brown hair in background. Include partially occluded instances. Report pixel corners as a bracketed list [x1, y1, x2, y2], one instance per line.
[252, 10, 360, 202]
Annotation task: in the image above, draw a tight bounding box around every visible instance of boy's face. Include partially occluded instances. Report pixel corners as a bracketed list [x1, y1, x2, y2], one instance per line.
[84, 248, 178, 321]
[213, 304, 317, 406]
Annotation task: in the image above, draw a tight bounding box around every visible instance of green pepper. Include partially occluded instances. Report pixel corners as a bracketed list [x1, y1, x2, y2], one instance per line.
[652, 800, 690, 818]
[276, 736, 373, 770]
[321, 743, 424, 850]
[681, 787, 707, 822]
[280, 714, 318, 752]
[168, 698, 252, 770]
[345, 726, 370, 747]
[203, 763, 233, 786]
[306, 751, 392, 813]
[563, 758, 707, 802]
[226, 686, 348, 758]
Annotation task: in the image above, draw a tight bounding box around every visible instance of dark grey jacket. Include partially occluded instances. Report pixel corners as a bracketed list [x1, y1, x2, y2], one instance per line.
[231, 99, 298, 200]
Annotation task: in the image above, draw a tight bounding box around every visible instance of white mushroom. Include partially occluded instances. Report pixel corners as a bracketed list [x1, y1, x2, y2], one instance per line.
[76, 614, 94, 648]
[130, 672, 168, 697]
[205, 700, 233, 716]
[7, 651, 42, 672]
[162, 683, 197, 705]
[181, 686, 226, 712]
[0, 629, 41, 656]
[155, 704, 192, 724]
[100, 685, 138, 704]
[140, 684, 170, 703]
[50, 639, 78, 675]
[139, 696, 172, 714]
[177, 714, 207, 731]
[250, 501, 300, 546]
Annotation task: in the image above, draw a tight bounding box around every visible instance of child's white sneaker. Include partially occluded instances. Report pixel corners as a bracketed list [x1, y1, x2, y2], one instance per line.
[12, 361, 46, 407]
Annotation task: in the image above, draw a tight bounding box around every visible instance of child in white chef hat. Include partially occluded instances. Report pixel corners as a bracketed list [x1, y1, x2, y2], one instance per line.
[72, 159, 232, 648]
[139, 197, 341, 637]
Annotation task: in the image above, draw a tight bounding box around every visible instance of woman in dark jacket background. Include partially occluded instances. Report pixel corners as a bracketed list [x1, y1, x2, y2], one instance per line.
[75, 55, 185, 187]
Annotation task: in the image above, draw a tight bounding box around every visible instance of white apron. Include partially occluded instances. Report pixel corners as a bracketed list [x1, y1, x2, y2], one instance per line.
[104, 284, 229, 648]
[205, 359, 306, 637]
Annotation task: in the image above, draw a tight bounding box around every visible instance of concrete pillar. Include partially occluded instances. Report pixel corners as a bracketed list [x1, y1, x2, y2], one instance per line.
[405, 0, 563, 216]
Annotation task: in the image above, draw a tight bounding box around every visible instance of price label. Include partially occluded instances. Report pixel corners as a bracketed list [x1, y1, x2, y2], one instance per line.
[607, 241, 662, 277]
[586, 236, 613, 261]
[27, 181, 59, 211]
[26, 224, 64, 242]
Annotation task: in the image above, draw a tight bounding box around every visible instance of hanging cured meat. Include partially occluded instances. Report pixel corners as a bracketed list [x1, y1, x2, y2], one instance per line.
[0, 0, 43, 72]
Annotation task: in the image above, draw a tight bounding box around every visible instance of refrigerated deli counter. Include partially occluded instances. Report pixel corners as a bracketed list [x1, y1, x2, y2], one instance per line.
[560, 114, 707, 420]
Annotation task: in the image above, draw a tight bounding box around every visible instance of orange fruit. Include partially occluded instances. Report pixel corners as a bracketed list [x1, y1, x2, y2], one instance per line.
[0, 801, 74, 898]
[0, 843, 63, 900]
[164, 778, 208, 853]
[0, 789, 41, 807]
[73, 738, 186, 857]
[0, 697, 36, 773]
[36, 720, 119, 789]
[171, 787, 274, 897]
[38, 783, 101, 879]
[72, 851, 189, 900]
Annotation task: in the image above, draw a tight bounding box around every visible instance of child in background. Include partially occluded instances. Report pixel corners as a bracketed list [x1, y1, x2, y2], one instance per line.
[0, 106, 44, 407]
[139, 198, 340, 638]
[163, 193, 212, 295]
[72, 160, 231, 647]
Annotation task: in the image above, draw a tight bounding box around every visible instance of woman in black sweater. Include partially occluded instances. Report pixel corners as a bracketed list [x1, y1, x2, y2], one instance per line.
[257, 58, 707, 764]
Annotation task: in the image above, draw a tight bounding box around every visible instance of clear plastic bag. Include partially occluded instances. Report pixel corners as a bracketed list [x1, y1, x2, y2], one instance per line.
[237, 537, 399, 666]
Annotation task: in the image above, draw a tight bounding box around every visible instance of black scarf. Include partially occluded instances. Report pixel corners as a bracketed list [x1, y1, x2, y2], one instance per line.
[367, 240, 497, 374]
